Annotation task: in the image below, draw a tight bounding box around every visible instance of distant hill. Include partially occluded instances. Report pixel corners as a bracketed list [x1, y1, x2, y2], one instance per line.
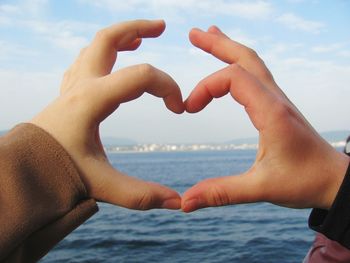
[320, 130, 350, 142]
[101, 137, 138, 146]
[0, 129, 137, 146]
[226, 130, 350, 145]
[226, 136, 258, 145]
[1, 129, 349, 145]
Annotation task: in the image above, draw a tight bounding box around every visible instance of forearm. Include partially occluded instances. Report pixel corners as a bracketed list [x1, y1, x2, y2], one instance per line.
[0, 123, 98, 262]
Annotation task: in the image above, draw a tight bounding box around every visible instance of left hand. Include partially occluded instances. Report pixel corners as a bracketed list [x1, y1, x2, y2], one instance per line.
[31, 20, 184, 210]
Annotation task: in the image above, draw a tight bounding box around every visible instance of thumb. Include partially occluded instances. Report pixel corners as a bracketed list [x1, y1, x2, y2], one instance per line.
[81, 160, 181, 210]
[181, 171, 262, 213]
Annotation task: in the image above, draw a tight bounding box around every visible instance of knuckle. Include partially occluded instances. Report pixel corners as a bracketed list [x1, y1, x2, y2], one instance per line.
[60, 70, 72, 93]
[137, 63, 155, 77]
[62, 69, 71, 80]
[272, 99, 292, 121]
[210, 185, 230, 207]
[136, 63, 156, 84]
[135, 192, 154, 210]
[203, 178, 230, 207]
[245, 47, 259, 59]
[228, 63, 241, 72]
[94, 28, 110, 42]
[259, 67, 274, 82]
[79, 46, 88, 56]
[255, 58, 274, 83]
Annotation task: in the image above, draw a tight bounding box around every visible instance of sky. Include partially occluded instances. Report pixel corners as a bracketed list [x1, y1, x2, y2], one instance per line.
[0, 0, 350, 144]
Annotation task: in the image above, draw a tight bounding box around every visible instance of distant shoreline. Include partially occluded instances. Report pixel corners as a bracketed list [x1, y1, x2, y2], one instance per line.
[105, 140, 346, 154]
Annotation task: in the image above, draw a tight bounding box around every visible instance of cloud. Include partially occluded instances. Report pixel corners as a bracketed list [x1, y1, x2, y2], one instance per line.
[0, 3, 20, 26]
[0, 0, 48, 18]
[310, 42, 350, 60]
[312, 43, 344, 53]
[1, 1, 99, 53]
[277, 13, 325, 33]
[265, 54, 350, 132]
[79, 0, 273, 20]
[0, 4, 20, 14]
[0, 40, 38, 61]
[223, 29, 258, 47]
[21, 20, 97, 52]
[338, 50, 350, 58]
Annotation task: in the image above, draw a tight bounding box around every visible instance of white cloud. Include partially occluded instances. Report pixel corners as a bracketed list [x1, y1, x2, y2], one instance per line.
[0, 4, 20, 14]
[0, 0, 47, 18]
[0, 3, 20, 26]
[266, 55, 350, 132]
[312, 43, 344, 53]
[0, 1, 98, 53]
[338, 50, 350, 58]
[277, 13, 325, 33]
[224, 29, 258, 48]
[79, 0, 273, 20]
[311, 42, 350, 59]
[21, 0, 48, 15]
[0, 40, 37, 60]
[0, 16, 11, 26]
[21, 20, 98, 52]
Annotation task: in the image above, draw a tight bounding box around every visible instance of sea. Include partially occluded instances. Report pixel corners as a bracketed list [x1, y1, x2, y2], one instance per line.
[41, 150, 315, 263]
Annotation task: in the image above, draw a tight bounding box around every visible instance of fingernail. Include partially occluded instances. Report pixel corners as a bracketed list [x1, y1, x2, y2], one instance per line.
[154, 19, 166, 25]
[183, 198, 201, 213]
[161, 198, 181, 210]
[175, 104, 185, 114]
[191, 27, 203, 33]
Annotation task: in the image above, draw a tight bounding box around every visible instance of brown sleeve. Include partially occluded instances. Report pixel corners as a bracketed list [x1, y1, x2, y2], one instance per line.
[0, 123, 98, 262]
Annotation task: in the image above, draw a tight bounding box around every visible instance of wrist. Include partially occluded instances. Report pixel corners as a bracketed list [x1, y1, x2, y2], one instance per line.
[309, 160, 350, 248]
[322, 151, 350, 210]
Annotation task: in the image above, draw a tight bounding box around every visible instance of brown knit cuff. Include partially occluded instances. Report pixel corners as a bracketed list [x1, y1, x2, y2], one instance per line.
[0, 123, 98, 262]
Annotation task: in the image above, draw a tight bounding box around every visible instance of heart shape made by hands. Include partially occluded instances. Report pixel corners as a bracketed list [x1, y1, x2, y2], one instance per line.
[31, 20, 348, 216]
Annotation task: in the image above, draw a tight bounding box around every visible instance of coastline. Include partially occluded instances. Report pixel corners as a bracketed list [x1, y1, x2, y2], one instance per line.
[105, 140, 346, 154]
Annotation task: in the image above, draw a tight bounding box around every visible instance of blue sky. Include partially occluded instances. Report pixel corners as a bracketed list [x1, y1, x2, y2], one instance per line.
[0, 0, 350, 143]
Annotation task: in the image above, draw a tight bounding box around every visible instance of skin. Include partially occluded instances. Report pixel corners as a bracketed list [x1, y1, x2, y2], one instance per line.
[30, 19, 349, 215]
[181, 26, 350, 213]
[31, 20, 184, 210]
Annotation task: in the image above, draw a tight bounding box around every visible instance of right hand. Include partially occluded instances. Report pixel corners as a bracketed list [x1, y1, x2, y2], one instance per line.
[182, 26, 349, 212]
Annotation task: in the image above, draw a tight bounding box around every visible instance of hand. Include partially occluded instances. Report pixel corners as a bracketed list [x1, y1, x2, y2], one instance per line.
[31, 20, 184, 210]
[182, 26, 349, 212]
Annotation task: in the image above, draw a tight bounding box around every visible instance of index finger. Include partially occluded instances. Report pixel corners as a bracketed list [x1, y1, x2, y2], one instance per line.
[186, 64, 275, 131]
[84, 19, 166, 77]
[88, 64, 185, 123]
[93, 19, 166, 51]
[189, 27, 276, 90]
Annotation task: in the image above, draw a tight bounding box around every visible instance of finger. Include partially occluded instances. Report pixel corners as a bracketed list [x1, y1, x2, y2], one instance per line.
[181, 172, 262, 213]
[190, 27, 257, 65]
[189, 27, 275, 89]
[90, 64, 184, 122]
[186, 64, 274, 129]
[86, 162, 181, 210]
[118, 38, 142, 51]
[193, 26, 305, 123]
[207, 25, 228, 38]
[84, 19, 166, 77]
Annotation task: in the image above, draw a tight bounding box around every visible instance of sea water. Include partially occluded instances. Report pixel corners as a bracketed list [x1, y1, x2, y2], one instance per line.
[42, 150, 314, 263]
